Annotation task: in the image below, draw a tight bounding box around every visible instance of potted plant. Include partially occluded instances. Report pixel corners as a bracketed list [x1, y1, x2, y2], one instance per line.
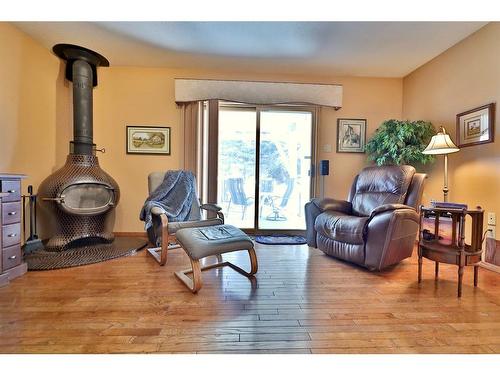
[365, 119, 436, 168]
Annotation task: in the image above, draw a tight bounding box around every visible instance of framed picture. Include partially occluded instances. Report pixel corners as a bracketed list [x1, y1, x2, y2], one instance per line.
[456, 103, 495, 147]
[337, 118, 366, 153]
[126, 126, 171, 155]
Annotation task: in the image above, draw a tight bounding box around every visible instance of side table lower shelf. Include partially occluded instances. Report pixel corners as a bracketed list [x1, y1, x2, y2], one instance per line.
[418, 241, 482, 297]
[418, 205, 484, 298]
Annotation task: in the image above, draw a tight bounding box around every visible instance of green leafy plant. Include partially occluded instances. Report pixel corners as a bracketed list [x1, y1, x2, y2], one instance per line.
[365, 119, 436, 167]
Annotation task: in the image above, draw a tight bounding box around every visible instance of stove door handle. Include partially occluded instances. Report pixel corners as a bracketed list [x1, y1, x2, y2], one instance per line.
[42, 197, 65, 203]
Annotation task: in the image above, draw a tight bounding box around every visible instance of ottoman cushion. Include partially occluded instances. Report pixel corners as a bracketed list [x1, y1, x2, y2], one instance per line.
[167, 218, 223, 234]
[175, 225, 254, 260]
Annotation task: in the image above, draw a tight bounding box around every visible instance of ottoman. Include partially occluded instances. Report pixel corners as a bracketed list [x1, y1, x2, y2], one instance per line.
[174, 224, 258, 293]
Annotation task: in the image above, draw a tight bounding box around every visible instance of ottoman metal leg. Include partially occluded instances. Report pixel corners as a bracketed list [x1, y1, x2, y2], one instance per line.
[175, 248, 258, 293]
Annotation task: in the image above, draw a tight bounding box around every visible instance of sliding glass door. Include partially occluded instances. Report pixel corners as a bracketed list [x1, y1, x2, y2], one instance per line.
[216, 102, 315, 232]
[258, 109, 313, 230]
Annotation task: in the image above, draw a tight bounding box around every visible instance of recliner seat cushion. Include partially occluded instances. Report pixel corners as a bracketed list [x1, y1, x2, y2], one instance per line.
[351, 165, 416, 217]
[314, 211, 369, 245]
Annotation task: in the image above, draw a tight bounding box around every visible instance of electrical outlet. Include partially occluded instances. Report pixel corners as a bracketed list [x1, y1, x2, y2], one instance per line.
[487, 212, 496, 226]
[487, 226, 496, 239]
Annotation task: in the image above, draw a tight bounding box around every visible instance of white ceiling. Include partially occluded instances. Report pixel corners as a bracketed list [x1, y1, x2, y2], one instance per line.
[14, 22, 487, 77]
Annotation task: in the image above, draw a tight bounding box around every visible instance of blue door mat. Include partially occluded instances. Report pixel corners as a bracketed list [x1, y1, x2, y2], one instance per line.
[255, 235, 307, 245]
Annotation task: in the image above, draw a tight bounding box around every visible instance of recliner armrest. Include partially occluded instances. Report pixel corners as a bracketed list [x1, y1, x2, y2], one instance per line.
[312, 198, 352, 214]
[365, 204, 420, 271]
[200, 203, 222, 212]
[369, 203, 415, 218]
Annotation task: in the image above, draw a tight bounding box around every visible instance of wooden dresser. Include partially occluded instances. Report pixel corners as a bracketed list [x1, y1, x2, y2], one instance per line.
[0, 173, 27, 287]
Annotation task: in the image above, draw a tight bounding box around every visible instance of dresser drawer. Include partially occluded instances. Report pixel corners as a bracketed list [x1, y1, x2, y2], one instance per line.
[0, 180, 21, 203]
[2, 201, 21, 225]
[2, 223, 21, 248]
[2, 244, 22, 271]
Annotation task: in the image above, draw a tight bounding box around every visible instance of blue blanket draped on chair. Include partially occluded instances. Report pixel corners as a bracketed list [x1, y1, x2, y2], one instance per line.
[139, 170, 195, 231]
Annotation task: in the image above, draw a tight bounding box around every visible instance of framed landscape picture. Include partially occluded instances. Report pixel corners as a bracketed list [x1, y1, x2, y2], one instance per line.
[337, 118, 366, 153]
[126, 126, 171, 155]
[456, 103, 495, 147]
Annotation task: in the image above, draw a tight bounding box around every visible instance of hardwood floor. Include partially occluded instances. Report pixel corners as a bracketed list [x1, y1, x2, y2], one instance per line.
[1, 242, 500, 354]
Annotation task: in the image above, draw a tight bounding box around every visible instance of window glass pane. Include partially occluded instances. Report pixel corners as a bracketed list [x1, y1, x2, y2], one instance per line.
[218, 106, 257, 229]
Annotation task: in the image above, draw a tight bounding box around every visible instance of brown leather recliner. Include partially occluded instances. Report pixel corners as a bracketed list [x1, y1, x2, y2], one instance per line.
[305, 165, 426, 271]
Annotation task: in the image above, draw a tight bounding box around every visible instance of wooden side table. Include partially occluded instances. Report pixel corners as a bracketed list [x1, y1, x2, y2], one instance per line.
[417, 205, 484, 297]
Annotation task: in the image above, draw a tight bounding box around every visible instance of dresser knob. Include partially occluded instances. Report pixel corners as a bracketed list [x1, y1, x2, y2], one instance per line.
[7, 190, 16, 193]
[8, 211, 17, 216]
[8, 255, 17, 260]
[8, 233, 17, 237]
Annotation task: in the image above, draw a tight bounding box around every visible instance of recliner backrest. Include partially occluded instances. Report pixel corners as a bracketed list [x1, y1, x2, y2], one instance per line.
[404, 172, 427, 209]
[148, 171, 201, 221]
[350, 165, 416, 217]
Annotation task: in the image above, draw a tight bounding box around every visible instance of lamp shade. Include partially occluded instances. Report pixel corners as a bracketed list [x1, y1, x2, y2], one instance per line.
[422, 127, 460, 155]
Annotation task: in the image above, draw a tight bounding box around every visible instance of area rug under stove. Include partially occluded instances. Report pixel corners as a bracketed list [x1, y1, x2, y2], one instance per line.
[25, 237, 148, 270]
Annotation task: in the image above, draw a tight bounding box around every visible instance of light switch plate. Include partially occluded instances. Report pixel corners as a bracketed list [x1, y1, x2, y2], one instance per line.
[323, 144, 332, 153]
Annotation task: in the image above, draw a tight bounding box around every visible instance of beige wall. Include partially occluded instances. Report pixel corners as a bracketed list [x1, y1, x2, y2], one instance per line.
[403, 22, 500, 239]
[0, 22, 64, 188]
[94, 69, 402, 232]
[1, 23, 403, 234]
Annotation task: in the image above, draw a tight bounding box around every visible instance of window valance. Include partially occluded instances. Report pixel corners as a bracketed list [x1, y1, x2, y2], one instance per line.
[175, 78, 342, 109]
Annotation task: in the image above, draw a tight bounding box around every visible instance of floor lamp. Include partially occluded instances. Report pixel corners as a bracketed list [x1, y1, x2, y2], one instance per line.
[422, 126, 460, 202]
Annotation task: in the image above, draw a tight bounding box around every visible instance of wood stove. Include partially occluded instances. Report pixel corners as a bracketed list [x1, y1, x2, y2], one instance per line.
[38, 44, 120, 251]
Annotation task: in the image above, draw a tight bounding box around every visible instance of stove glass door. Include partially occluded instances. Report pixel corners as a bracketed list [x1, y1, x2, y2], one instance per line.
[60, 183, 114, 215]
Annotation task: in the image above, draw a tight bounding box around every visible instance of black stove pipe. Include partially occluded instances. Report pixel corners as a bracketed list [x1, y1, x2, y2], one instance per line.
[72, 60, 94, 155]
[52, 44, 110, 156]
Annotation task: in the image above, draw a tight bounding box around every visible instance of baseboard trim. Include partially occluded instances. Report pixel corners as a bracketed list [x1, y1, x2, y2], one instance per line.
[114, 232, 147, 238]
[0, 262, 27, 287]
[0, 273, 9, 287]
[480, 261, 500, 274]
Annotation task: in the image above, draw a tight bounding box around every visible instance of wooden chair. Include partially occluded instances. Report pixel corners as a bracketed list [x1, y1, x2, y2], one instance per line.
[146, 172, 224, 266]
